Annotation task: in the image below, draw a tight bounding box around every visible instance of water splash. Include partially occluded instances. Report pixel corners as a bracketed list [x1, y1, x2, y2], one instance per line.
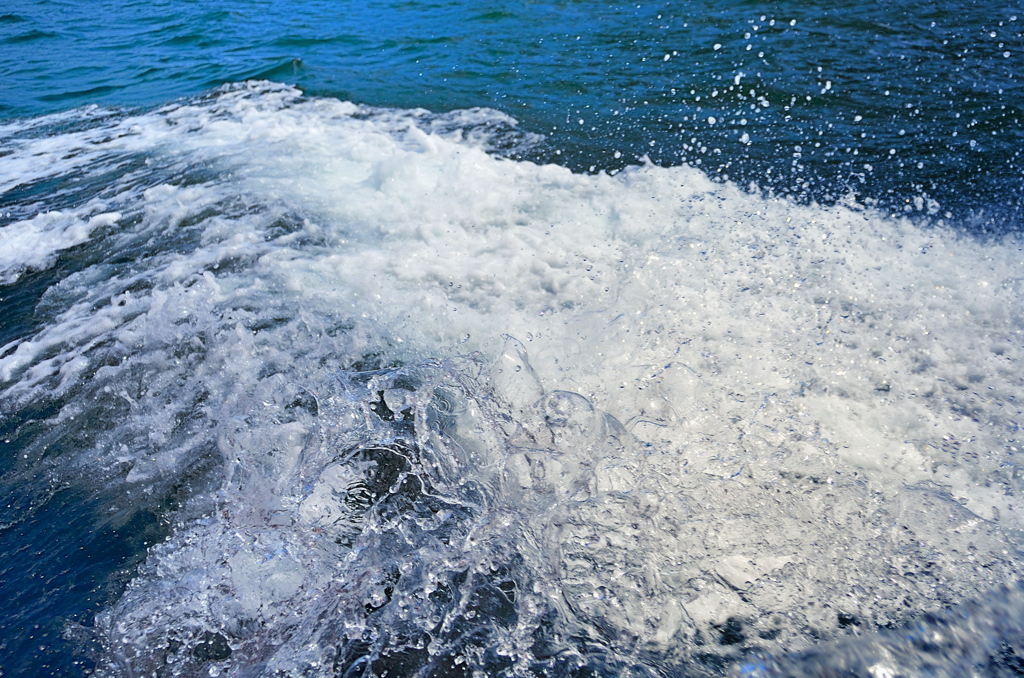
[88, 340, 1023, 677]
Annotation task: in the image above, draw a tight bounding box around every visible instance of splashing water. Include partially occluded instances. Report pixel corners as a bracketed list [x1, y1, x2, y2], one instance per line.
[2, 82, 1024, 676]
[89, 339, 1024, 677]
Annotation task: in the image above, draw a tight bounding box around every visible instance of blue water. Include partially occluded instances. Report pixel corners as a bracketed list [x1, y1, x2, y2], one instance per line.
[2, 0, 1021, 225]
[0, 2, 1023, 677]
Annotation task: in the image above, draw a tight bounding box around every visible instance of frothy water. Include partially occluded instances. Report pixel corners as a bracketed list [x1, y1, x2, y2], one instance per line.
[3, 82, 1024, 675]
[3, 1, 1021, 229]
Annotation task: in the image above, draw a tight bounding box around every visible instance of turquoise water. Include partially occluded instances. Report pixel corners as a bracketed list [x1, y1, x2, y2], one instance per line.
[1, 2, 1024, 677]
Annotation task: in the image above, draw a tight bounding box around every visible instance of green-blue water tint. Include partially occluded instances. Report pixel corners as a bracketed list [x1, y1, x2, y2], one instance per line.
[1, 0, 1021, 228]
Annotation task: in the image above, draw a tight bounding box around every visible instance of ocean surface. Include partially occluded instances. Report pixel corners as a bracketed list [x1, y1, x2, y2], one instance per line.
[1, 1, 1023, 676]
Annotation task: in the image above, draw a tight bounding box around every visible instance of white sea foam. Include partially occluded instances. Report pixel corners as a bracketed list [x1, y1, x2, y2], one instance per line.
[3, 82, 1024, 675]
[0, 208, 120, 284]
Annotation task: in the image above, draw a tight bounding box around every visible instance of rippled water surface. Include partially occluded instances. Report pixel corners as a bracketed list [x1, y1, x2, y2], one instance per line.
[3, 0, 1022, 223]
[1, 2, 1023, 677]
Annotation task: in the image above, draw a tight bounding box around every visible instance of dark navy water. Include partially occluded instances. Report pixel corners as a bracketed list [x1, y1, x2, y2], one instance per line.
[1, 2, 1023, 677]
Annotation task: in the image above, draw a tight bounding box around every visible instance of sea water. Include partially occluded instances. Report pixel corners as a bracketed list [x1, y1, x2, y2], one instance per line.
[0, 2, 1023, 677]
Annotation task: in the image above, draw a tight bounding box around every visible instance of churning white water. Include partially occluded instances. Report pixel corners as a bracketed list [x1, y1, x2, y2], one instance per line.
[2, 82, 1023, 676]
